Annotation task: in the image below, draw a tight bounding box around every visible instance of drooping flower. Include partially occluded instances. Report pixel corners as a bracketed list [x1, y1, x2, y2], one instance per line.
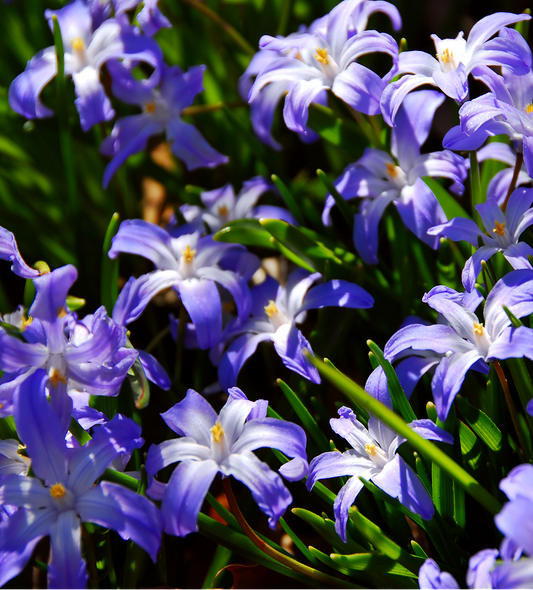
[381, 14, 531, 125]
[307, 406, 451, 542]
[8, 0, 162, 131]
[213, 268, 374, 388]
[145, 387, 308, 536]
[240, 0, 401, 148]
[248, 0, 399, 138]
[100, 62, 228, 188]
[109, 221, 257, 349]
[428, 187, 533, 291]
[0, 369, 163, 589]
[323, 90, 467, 264]
[384, 272, 533, 420]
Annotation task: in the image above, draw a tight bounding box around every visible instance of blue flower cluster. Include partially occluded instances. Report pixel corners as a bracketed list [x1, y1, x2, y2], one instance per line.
[2, 0, 533, 587]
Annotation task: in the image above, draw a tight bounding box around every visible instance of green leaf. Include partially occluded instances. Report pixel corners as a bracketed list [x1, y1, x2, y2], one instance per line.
[277, 379, 330, 452]
[213, 219, 276, 249]
[366, 340, 417, 422]
[316, 169, 354, 230]
[291, 508, 366, 555]
[271, 174, 305, 226]
[331, 552, 422, 578]
[260, 218, 350, 276]
[458, 420, 483, 472]
[309, 355, 502, 516]
[307, 103, 364, 149]
[101, 212, 120, 315]
[423, 177, 471, 221]
[455, 395, 502, 452]
[410, 541, 428, 559]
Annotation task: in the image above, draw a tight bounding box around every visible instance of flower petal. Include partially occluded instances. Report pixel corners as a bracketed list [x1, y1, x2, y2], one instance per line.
[47, 510, 87, 590]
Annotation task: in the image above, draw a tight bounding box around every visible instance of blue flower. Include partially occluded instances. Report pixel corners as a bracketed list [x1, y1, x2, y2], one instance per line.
[8, 0, 162, 131]
[248, 0, 399, 137]
[0, 265, 137, 425]
[213, 269, 374, 388]
[384, 272, 533, 420]
[381, 13, 531, 125]
[100, 62, 228, 188]
[109, 221, 257, 349]
[241, 0, 401, 148]
[0, 370, 163, 588]
[429, 188, 533, 291]
[323, 90, 467, 264]
[146, 387, 308, 536]
[307, 406, 450, 543]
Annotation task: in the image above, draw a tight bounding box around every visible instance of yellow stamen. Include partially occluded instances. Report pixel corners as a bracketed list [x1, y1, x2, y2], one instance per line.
[437, 48, 452, 63]
[50, 483, 66, 498]
[182, 245, 196, 263]
[493, 220, 506, 236]
[386, 162, 398, 178]
[217, 204, 229, 217]
[314, 47, 329, 65]
[264, 300, 278, 318]
[0, 403, 3, 410]
[473, 322, 484, 336]
[365, 443, 376, 456]
[49, 368, 67, 389]
[57, 307, 67, 318]
[22, 316, 33, 329]
[211, 422, 224, 443]
[71, 37, 85, 52]
[525, 103, 533, 115]
[144, 101, 156, 114]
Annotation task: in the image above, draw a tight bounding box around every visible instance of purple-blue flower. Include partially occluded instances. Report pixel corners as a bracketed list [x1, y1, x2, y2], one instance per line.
[100, 62, 228, 188]
[213, 269, 374, 389]
[443, 29, 533, 176]
[146, 387, 308, 536]
[381, 14, 531, 125]
[0, 369, 163, 589]
[0, 265, 137, 425]
[241, 0, 401, 148]
[428, 187, 533, 292]
[109, 221, 257, 349]
[307, 406, 450, 543]
[323, 90, 467, 264]
[8, 0, 162, 131]
[248, 0, 399, 137]
[0, 226, 43, 279]
[418, 558, 460, 589]
[384, 272, 533, 420]
[178, 176, 296, 234]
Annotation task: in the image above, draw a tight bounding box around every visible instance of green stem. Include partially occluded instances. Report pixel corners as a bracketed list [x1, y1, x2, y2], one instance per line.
[222, 478, 352, 588]
[493, 360, 531, 461]
[310, 355, 502, 516]
[276, 0, 292, 36]
[316, 169, 354, 230]
[501, 152, 523, 213]
[347, 106, 384, 149]
[145, 325, 171, 354]
[82, 524, 99, 589]
[180, 0, 256, 55]
[181, 99, 244, 117]
[100, 212, 120, 314]
[52, 16, 79, 226]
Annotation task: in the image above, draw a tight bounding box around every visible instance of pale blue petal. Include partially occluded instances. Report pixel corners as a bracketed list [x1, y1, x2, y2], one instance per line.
[146, 438, 211, 477]
[160, 388, 217, 443]
[77, 482, 163, 561]
[371, 455, 434, 519]
[161, 459, 219, 536]
[47, 510, 87, 590]
[178, 278, 222, 349]
[223, 452, 292, 529]
[334, 475, 365, 543]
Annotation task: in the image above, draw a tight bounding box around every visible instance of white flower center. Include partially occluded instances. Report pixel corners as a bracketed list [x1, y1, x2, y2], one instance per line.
[385, 162, 407, 191]
[471, 322, 491, 358]
[365, 442, 389, 469]
[491, 220, 512, 248]
[264, 301, 290, 331]
[432, 33, 466, 73]
[49, 483, 75, 510]
[210, 421, 229, 463]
